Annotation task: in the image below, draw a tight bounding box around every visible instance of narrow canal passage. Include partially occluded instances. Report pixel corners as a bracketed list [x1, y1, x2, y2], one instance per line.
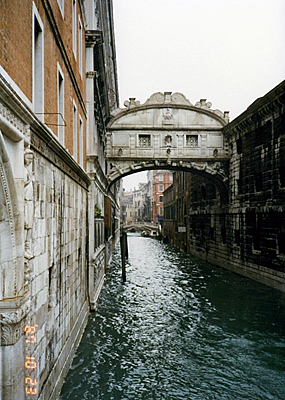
[59, 234, 285, 400]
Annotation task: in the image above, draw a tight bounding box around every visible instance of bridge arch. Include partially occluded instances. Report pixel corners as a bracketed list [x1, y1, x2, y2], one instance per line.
[106, 92, 230, 201]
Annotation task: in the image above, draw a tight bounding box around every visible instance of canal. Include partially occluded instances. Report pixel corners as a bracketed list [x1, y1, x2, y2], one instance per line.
[59, 234, 285, 400]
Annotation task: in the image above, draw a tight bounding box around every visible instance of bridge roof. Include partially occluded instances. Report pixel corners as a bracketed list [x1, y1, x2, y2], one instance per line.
[108, 92, 229, 130]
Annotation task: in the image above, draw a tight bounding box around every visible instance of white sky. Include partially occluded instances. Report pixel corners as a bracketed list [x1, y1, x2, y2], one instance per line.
[112, 0, 285, 191]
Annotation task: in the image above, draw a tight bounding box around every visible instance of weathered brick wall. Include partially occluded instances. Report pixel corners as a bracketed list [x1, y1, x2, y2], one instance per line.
[0, 0, 32, 99]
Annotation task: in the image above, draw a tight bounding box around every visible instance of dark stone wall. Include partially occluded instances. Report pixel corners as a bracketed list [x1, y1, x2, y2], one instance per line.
[163, 81, 285, 292]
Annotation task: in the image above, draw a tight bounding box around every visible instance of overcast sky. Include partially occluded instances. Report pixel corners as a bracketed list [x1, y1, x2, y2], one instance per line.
[112, 0, 285, 191]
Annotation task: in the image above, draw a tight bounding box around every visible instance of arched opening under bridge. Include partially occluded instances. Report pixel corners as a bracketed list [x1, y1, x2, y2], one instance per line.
[106, 92, 230, 202]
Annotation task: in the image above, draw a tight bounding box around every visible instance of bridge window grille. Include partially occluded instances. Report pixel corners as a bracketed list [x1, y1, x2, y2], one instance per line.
[186, 135, 198, 147]
[139, 134, 151, 147]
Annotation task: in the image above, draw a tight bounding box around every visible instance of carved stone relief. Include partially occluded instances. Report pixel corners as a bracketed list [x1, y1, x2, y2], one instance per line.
[24, 149, 34, 260]
[0, 131, 18, 297]
[0, 300, 31, 345]
[0, 103, 30, 141]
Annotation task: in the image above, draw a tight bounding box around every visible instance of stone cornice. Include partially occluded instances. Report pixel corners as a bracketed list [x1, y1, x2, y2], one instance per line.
[224, 80, 285, 137]
[31, 125, 91, 190]
[41, 0, 87, 117]
[0, 74, 32, 141]
[0, 295, 31, 345]
[0, 72, 90, 189]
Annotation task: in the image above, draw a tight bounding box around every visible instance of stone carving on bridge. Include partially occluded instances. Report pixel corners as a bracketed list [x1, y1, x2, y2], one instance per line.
[144, 92, 193, 106]
[164, 134, 173, 145]
[123, 98, 141, 109]
[163, 108, 174, 125]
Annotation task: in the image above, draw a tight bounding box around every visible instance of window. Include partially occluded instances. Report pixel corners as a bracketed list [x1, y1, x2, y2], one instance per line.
[279, 136, 285, 188]
[159, 185, 163, 192]
[236, 137, 243, 154]
[169, 174, 173, 181]
[277, 216, 285, 255]
[234, 214, 241, 245]
[159, 175, 163, 182]
[186, 135, 198, 147]
[280, 166, 285, 188]
[159, 207, 163, 216]
[79, 117, 83, 166]
[255, 155, 262, 192]
[139, 134, 151, 147]
[255, 172, 262, 192]
[57, 64, 64, 144]
[72, 0, 77, 57]
[253, 213, 261, 251]
[73, 103, 77, 161]
[33, 5, 44, 120]
[237, 160, 243, 194]
[78, 18, 83, 76]
[159, 195, 163, 203]
[57, 0, 64, 15]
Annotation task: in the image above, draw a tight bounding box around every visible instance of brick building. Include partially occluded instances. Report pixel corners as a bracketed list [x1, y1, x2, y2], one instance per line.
[151, 170, 173, 225]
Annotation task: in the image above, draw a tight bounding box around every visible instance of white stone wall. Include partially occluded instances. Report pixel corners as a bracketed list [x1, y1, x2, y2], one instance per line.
[28, 150, 89, 399]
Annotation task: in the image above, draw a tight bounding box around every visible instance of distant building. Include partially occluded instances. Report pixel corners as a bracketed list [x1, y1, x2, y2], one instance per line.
[123, 189, 134, 224]
[152, 170, 173, 224]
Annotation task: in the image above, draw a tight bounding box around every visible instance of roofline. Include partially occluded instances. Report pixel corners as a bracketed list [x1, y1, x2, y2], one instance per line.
[108, 103, 228, 128]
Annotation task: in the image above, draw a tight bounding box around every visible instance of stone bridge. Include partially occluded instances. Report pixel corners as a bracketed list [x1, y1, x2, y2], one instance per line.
[106, 92, 230, 200]
[122, 223, 159, 233]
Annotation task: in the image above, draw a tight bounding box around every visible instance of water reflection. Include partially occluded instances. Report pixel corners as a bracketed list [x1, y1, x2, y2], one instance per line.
[59, 234, 285, 400]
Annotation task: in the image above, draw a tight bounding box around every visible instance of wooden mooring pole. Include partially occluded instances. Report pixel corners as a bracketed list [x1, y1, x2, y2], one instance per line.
[124, 231, 129, 259]
[120, 231, 128, 282]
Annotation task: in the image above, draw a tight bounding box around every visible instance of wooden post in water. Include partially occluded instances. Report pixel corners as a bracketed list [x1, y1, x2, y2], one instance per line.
[124, 231, 129, 259]
[120, 231, 126, 282]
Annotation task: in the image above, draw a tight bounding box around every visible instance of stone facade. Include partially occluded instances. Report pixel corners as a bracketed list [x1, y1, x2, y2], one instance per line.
[163, 81, 285, 293]
[0, 0, 120, 399]
[106, 91, 230, 185]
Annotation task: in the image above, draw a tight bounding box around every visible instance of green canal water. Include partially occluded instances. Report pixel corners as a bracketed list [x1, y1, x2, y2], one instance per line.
[59, 234, 285, 400]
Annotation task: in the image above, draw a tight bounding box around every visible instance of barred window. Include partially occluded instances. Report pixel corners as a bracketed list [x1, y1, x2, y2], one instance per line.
[186, 135, 198, 147]
[139, 134, 151, 147]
